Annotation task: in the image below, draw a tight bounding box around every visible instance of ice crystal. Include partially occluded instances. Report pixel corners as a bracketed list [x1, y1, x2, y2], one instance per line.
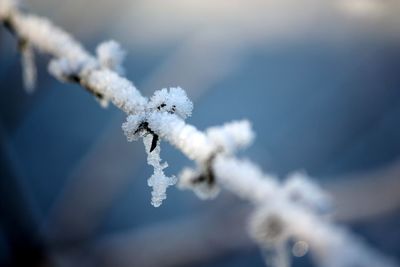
[283, 172, 332, 214]
[143, 134, 177, 207]
[213, 156, 279, 203]
[13, 14, 91, 69]
[147, 112, 214, 162]
[148, 87, 193, 119]
[85, 69, 147, 114]
[206, 120, 254, 154]
[48, 57, 77, 82]
[122, 114, 147, 141]
[178, 167, 220, 199]
[250, 204, 291, 267]
[96, 40, 126, 75]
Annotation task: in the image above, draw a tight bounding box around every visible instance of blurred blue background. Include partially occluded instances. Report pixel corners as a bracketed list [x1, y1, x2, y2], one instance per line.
[1, 0, 400, 266]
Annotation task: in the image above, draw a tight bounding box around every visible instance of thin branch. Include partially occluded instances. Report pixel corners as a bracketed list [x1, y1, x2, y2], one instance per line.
[68, 162, 400, 267]
[0, 1, 398, 267]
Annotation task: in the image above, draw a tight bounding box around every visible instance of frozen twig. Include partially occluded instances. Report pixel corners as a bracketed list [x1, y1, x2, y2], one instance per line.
[0, 1, 398, 266]
[66, 162, 400, 267]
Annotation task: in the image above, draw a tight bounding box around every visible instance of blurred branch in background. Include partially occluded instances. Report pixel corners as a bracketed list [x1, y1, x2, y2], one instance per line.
[42, 117, 400, 267]
[82, 160, 400, 267]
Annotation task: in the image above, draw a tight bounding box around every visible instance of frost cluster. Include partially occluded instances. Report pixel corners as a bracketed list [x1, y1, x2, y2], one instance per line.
[6, 4, 137, 110]
[48, 57, 80, 82]
[282, 172, 332, 214]
[147, 112, 214, 162]
[249, 204, 291, 267]
[211, 156, 279, 203]
[122, 87, 194, 142]
[121, 114, 147, 141]
[249, 192, 399, 267]
[206, 120, 254, 154]
[122, 87, 194, 206]
[96, 40, 126, 75]
[14, 14, 91, 63]
[85, 69, 147, 114]
[178, 166, 220, 199]
[9, 9, 98, 90]
[177, 121, 256, 199]
[250, 205, 289, 247]
[147, 87, 193, 119]
[143, 135, 177, 207]
[0, 0, 17, 20]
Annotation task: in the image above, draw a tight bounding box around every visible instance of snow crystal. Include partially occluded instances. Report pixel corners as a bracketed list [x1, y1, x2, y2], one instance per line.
[147, 112, 214, 162]
[13, 13, 92, 65]
[84, 69, 147, 114]
[122, 114, 147, 141]
[96, 40, 126, 75]
[48, 57, 78, 82]
[249, 204, 291, 267]
[178, 167, 220, 199]
[213, 156, 279, 203]
[206, 120, 254, 154]
[250, 205, 290, 247]
[143, 134, 177, 207]
[148, 87, 193, 119]
[282, 172, 332, 214]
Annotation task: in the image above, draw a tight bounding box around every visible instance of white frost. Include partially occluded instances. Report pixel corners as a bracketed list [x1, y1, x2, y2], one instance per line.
[282, 172, 332, 214]
[249, 204, 291, 267]
[178, 167, 220, 199]
[206, 120, 254, 154]
[48, 57, 78, 82]
[250, 201, 399, 267]
[148, 87, 193, 119]
[143, 134, 177, 207]
[147, 112, 214, 162]
[96, 40, 126, 75]
[13, 13, 92, 66]
[84, 69, 147, 114]
[122, 114, 146, 141]
[213, 156, 279, 203]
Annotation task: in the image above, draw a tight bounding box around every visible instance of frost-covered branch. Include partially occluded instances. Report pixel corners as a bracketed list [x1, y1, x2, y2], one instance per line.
[0, 1, 398, 267]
